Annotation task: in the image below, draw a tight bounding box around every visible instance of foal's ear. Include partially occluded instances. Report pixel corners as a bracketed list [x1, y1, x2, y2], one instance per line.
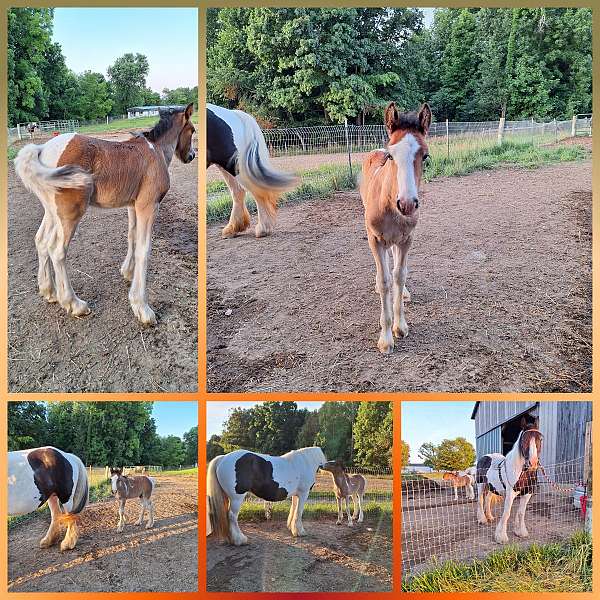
[185, 102, 194, 120]
[418, 103, 432, 135]
[384, 102, 400, 134]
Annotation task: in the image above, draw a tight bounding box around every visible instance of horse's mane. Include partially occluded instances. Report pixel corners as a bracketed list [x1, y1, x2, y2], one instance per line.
[282, 446, 326, 466]
[144, 107, 185, 142]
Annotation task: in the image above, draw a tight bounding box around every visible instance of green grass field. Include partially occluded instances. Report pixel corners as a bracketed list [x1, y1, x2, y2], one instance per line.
[403, 531, 592, 593]
[207, 137, 590, 223]
[77, 113, 198, 134]
[160, 467, 198, 477]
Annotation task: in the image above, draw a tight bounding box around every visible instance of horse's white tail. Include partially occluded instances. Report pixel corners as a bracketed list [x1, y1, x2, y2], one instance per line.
[71, 456, 89, 515]
[149, 477, 156, 494]
[207, 455, 230, 542]
[14, 144, 92, 197]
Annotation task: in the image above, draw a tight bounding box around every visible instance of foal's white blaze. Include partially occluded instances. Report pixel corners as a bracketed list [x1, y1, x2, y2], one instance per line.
[111, 475, 118, 493]
[388, 133, 420, 202]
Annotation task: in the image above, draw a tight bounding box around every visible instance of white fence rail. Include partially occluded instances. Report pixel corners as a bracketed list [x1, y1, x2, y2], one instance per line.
[402, 456, 591, 579]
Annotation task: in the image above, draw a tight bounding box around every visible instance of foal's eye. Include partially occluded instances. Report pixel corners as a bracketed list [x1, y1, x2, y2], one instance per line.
[423, 153, 430, 162]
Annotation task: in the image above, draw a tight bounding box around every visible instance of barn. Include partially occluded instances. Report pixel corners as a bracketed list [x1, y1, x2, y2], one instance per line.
[471, 401, 592, 482]
[127, 105, 186, 119]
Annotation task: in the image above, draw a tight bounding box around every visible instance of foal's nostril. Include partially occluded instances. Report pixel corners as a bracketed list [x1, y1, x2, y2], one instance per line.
[412, 197, 419, 209]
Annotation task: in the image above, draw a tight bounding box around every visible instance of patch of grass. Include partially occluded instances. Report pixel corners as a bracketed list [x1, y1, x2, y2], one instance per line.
[403, 531, 592, 592]
[77, 113, 198, 134]
[160, 467, 198, 477]
[7, 146, 18, 161]
[206, 138, 589, 224]
[89, 478, 112, 502]
[239, 499, 392, 522]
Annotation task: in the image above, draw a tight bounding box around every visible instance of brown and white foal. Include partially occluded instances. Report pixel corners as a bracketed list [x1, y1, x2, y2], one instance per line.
[360, 103, 431, 353]
[14, 104, 196, 325]
[321, 460, 366, 527]
[110, 468, 155, 532]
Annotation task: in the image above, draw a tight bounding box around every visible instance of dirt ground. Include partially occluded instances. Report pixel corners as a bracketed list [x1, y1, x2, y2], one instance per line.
[207, 159, 592, 392]
[8, 131, 198, 392]
[402, 481, 585, 578]
[207, 515, 392, 592]
[8, 474, 198, 592]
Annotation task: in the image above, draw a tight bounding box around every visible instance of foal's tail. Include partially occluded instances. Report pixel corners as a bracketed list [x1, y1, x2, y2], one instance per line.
[71, 456, 89, 515]
[14, 144, 92, 197]
[236, 111, 298, 202]
[207, 455, 230, 542]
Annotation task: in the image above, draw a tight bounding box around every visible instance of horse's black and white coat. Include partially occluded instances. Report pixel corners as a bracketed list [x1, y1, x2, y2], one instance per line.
[476, 420, 543, 543]
[207, 103, 297, 238]
[8, 446, 88, 550]
[207, 447, 326, 545]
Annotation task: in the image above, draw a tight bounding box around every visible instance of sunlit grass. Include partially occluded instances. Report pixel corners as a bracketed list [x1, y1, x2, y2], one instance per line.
[160, 467, 198, 477]
[77, 113, 198, 134]
[403, 531, 592, 592]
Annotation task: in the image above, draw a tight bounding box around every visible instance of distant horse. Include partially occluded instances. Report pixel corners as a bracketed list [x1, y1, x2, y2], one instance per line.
[443, 470, 475, 501]
[207, 446, 326, 545]
[360, 102, 431, 354]
[8, 447, 88, 551]
[26, 122, 40, 139]
[110, 467, 155, 532]
[476, 417, 543, 543]
[14, 104, 195, 325]
[321, 460, 366, 526]
[207, 103, 297, 238]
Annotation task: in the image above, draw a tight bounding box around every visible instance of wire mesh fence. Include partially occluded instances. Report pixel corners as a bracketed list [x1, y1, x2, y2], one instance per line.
[206, 115, 588, 223]
[241, 466, 393, 513]
[401, 456, 591, 580]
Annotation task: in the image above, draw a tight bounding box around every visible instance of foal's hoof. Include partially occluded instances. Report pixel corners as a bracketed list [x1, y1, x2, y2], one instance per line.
[120, 266, 134, 282]
[132, 303, 157, 326]
[39, 537, 56, 549]
[377, 338, 394, 354]
[513, 528, 529, 538]
[393, 322, 409, 338]
[255, 223, 273, 238]
[66, 297, 90, 317]
[403, 287, 411, 302]
[495, 532, 509, 544]
[60, 538, 76, 552]
[145, 522, 154, 530]
[39, 287, 58, 303]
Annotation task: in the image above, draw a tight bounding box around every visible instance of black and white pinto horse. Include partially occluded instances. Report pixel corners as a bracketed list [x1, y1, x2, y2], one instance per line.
[8, 447, 89, 551]
[207, 446, 326, 545]
[476, 418, 543, 543]
[207, 104, 297, 239]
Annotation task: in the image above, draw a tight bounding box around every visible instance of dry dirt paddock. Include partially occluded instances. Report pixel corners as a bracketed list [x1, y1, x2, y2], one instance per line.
[207, 159, 592, 392]
[207, 514, 392, 592]
[8, 474, 198, 593]
[8, 130, 198, 393]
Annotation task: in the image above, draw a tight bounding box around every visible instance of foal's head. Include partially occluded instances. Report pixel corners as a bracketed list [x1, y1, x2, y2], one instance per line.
[110, 467, 127, 496]
[144, 103, 196, 163]
[384, 102, 431, 217]
[518, 418, 543, 469]
[321, 460, 345, 475]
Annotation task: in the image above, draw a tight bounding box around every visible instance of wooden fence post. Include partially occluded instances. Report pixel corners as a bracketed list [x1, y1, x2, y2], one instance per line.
[497, 117, 505, 146]
[445, 119, 449, 158]
[571, 114, 577, 137]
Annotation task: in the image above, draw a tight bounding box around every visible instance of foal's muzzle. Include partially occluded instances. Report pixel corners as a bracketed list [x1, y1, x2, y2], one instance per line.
[397, 196, 419, 216]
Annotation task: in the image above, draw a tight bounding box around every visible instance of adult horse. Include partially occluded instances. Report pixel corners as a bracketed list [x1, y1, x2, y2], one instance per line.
[360, 102, 431, 354]
[14, 104, 195, 325]
[207, 103, 297, 238]
[207, 446, 326, 545]
[8, 447, 88, 551]
[110, 467, 155, 532]
[476, 418, 543, 543]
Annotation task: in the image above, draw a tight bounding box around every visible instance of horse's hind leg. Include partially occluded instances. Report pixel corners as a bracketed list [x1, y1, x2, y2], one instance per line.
[136, 497, 146, 526]
[356, 493, 364, 523]
[345, 496, 354, 527]
[35, 209, 57, 303]
[477, 484, 488, 524]
[49, 189, 91, 316]
[254, 190, 278, 238]
[228, 496, 248, 545]
[120, 206, 137, 281]
[219, 167, 250, 238]
[40, 495, 62, 548]
[335, 496, 343, 525]
[146, 498, 154, 529]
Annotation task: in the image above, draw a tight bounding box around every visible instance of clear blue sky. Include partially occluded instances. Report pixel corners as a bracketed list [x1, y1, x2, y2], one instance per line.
[152, 402, 197, 438]
[402, 402, 476, 463]
[52, 8, 198, 92]
[422, 8, 435, 28]
[207, 402, 324, 438]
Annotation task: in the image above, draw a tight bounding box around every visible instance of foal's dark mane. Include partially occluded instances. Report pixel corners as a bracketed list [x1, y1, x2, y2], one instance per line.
[394, 111, 421, 131]
[144, 108, 185, 142]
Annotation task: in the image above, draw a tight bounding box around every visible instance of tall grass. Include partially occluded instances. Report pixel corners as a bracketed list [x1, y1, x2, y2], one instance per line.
[206, 138, 589, 223]
[403, 531, 592, 592]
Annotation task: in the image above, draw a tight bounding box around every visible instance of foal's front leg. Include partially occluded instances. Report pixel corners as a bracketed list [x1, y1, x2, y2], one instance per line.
[391, 244, 410, 338]
[117, 499, 126, 532]
[120, 206, 137, 281]
[369, 236, 394, 354]
[129, 200, 159, 325]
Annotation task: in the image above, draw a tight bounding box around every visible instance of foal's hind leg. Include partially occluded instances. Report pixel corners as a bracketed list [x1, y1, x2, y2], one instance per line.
[135, 497, 146, 526]
[219, 167, 250, 238]
[40, 495, 62, 548]
[120, 206, 137, 281]
[49, 189, 90, 316]
[35, 209, 57, 303]
[146, 498, 154, 529]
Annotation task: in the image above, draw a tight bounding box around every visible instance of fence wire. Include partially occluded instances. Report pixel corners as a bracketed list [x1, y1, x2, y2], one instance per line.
[401, 456, 591, 579]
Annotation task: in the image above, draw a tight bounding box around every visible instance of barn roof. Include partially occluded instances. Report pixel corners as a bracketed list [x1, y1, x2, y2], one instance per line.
[471, 401, 479, 420]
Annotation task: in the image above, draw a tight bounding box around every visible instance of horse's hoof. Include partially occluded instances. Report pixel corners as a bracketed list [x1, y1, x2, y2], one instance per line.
[255, 224, 273, 238]
[495, 533, 509, 544]
[66, 297, 90, 317]
[132, 303, 157, 326]
[393, 322, 409, 338]
[59, 540, 75, 552]
[514, 529, 529, 538]
[377, 336, 394, 354]
[120, 267, 134, 282]
[39, 288, 58, 303]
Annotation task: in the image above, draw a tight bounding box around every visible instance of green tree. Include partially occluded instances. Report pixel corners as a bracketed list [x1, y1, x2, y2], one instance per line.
[107, 53, 149, 115]
[159, 435, 186, 467]
[220, 406, 257, 451]
[251, 402, 307, 455]
[296, 410, 320, 448]
[183, 426, 198, 465]
[8, 402, 48, 450]
[314, 402, 359, 464]
[206, 434, 225, 461]
[400, 440, 410, 469]
[73, 71, 112, 120]
[353, 402, 392, 469]
[436, 437, 476, 471]
[418, 441, 438, 469]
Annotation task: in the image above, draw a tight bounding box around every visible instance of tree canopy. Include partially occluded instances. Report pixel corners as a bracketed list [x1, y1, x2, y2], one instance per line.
[207, 7, 592, 125]
[418, 437, 476, 471]
[212, 401, 392, 469]
[8, 402, 197, 468]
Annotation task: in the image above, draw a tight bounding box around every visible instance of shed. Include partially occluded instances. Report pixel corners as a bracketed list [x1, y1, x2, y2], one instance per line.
[127, 105, 185, 119]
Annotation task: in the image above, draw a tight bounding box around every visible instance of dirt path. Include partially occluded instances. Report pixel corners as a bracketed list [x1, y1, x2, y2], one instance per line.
[207, 160, 592, 392]
[7, 133, 198, 392]
[207, 516, 392, 592]
[8, 475, 198, 592]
